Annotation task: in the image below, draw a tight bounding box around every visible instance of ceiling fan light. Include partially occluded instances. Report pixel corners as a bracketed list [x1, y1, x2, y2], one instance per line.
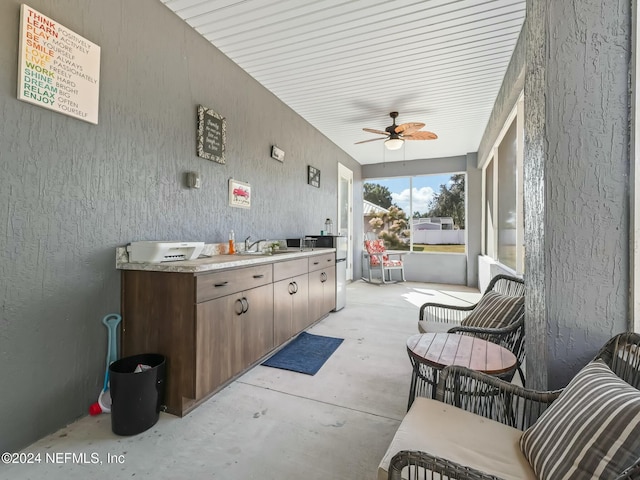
[385, 137, 404, 150]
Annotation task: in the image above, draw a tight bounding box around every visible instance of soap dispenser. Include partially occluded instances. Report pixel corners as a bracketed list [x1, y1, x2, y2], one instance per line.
[228, 230, 235, 254]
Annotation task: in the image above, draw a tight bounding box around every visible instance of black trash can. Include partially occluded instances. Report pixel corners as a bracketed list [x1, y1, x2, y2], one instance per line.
[109, 353, 166, 436]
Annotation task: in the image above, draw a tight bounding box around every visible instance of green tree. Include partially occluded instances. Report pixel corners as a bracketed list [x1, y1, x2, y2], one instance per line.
[425, 174, 465, 229]
[363, 182, 393, 209]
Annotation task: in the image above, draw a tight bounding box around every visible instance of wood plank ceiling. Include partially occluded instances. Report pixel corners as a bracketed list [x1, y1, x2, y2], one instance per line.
[161, 0, 526, 165]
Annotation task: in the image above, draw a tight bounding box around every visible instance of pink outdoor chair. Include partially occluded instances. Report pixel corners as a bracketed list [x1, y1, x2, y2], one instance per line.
[362, 239, 406, 284]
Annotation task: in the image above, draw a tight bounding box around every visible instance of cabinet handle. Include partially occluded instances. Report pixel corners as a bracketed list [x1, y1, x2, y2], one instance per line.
[292, 281, 298, 294]
[327, 258, 332, 262]
[288, 282, 295, 295]
[253, 274, 264, 279]
[313, 261, 319, 265]
[214, 281, 228, 287]
[241, 297, 249, 314]
[321, 272, 327, 282]
[234, 298, 244, 315]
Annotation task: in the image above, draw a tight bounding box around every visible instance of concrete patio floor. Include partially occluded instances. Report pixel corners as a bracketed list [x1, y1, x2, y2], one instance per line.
[2, 280, 481, 480]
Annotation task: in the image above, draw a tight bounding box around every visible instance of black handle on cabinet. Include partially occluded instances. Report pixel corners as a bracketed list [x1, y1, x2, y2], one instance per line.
[253, 274, 264, 279]
[313, 261, 319, 265]
[288, 282, 295, 295]
[292, 281, 298, 294]
[215, 281, 229, 287]
[241, 297, 249, 314]
[234, 298, 244, 315]
[327, 258, 332, 262]
[321, 272, 327, 282]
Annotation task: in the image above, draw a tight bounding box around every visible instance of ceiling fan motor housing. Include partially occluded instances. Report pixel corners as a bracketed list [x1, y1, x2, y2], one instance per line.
[386, 112, 400, 135]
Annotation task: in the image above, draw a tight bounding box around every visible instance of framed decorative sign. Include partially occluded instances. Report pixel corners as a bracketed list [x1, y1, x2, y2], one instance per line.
[197, 105, 226, 164]
[17, 4, 101, 124]
[229, 179, 250, 209]
[308, 165, 320, 188]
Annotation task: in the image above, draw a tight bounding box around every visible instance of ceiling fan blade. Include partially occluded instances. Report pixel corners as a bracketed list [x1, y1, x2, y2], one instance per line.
[404, 131, 438, 140]
[362, 128, 388, 136]
[395, 122, 425, 135]
[354, 137, 387, 145]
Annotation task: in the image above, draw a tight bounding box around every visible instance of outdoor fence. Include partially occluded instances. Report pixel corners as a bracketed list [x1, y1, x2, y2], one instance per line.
[414, 229, 465, 245]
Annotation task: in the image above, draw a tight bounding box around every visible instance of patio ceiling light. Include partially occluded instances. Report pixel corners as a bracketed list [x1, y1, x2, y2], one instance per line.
[384, 136, 404, 150]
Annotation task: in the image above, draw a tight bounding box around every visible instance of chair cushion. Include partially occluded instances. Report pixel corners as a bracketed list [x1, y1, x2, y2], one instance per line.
[365, 239, 388, 266]
[378, 397, 536, 480]
[519, 359, 640, 480]
[418, 320, 457, 334]
[382, 259, 403, 267]
[461, 290, 524, 329]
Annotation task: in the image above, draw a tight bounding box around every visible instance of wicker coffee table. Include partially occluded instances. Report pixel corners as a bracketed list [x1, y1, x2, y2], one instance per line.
[406, 332, 517, 409]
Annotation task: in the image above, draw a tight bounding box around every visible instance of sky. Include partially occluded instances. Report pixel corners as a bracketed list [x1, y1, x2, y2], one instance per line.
[365, 174, 454, 215]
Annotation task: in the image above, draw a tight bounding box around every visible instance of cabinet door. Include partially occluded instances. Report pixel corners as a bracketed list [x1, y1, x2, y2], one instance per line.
[273, 278, 294, 345]
[291, 273, 310, 333]
[241, 283, 274, 366]
[308, 269, 325, 324]
[195, 293, 243, 399]
[322, 266, 336, 313]
[274, 274, 310, 344]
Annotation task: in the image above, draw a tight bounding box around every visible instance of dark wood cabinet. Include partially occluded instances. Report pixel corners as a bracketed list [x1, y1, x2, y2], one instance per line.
[195, 293, 242, 400]
[273, 258, 309, 345]
[322, 266, 336, 313]
[240, 283, 274, 365]
[308, 253, 336, 322]
[120, 251, 335, 417]
[274, 274, 309, 344]
[122, 264, 273, 416]
[194, 283, 273, 400]
[121, 270, 199, 415]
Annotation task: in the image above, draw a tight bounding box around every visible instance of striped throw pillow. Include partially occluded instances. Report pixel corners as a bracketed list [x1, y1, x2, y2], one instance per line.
[519, 359, 640, 479]
[460, 290, 524, 329]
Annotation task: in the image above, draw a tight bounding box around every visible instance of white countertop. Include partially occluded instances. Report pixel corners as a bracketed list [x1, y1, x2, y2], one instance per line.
[116, 247, 336, 273]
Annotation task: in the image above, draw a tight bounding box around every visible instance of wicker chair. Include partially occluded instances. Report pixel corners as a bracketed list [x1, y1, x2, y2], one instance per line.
[387, 332, 640, 480]
[388, 450, 640, 480]
[418, 274, 525, 384]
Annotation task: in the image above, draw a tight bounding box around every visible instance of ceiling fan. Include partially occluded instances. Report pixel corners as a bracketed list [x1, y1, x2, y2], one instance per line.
[355, 111, 437, 150]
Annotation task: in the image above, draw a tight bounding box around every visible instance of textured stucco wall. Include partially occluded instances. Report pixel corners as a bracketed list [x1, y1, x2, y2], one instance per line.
[544, 0, 630, 388]
[524, 0, 631, 389]
[0, 0, 361, 451]
[524, 2, 549, 391]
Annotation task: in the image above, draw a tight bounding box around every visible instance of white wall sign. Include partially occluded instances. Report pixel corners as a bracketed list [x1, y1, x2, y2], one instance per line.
[17, 4, 101, 124]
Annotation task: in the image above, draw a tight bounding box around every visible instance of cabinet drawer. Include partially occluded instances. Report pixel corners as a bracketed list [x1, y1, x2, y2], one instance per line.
[196, 264, 273, 302]
[308, 253, 335, 272]
[273, 258, 308, 282]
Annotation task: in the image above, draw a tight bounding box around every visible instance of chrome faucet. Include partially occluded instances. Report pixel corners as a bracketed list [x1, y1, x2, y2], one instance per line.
[244, 236, 266, 252]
